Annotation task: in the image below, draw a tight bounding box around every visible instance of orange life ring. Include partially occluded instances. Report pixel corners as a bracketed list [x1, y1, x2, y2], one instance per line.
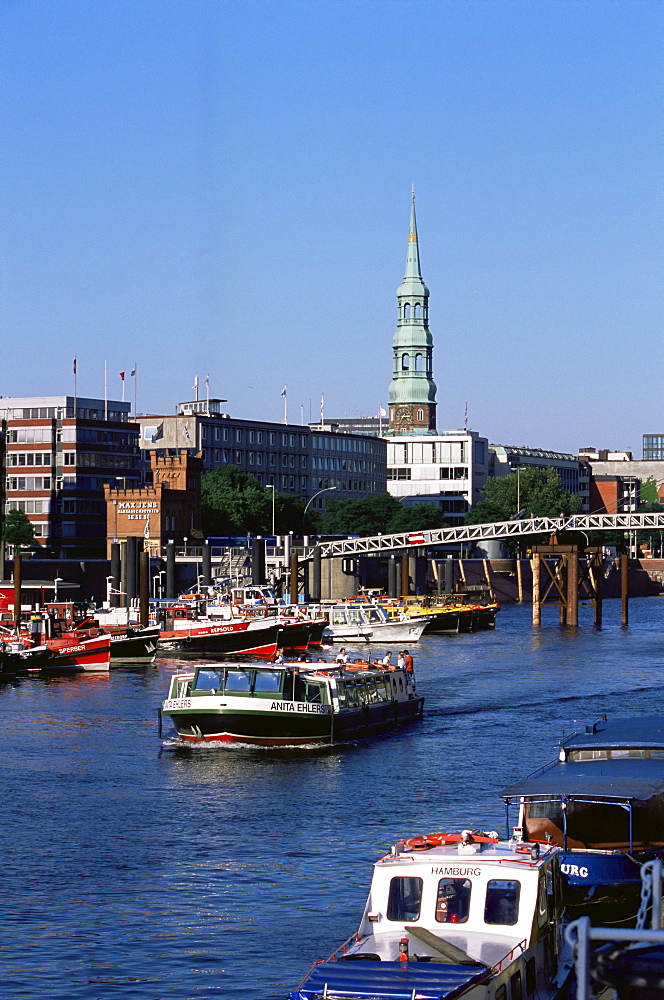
[404, 832, 499, 851]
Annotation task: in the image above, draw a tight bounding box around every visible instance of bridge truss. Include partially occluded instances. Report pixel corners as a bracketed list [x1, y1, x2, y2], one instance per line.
[316, 513, 664, 558]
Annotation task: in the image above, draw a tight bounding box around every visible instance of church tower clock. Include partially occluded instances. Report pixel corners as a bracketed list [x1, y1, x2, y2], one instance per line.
[388, 190, 437, 435]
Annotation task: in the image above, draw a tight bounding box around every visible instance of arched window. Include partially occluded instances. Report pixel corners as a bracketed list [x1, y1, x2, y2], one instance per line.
[403, 303, 411, 319]
[402, 353, 410, 371]
[414, 303, 421, 318]
[415, 353, 423, 372]
[416, 408, 424, 421]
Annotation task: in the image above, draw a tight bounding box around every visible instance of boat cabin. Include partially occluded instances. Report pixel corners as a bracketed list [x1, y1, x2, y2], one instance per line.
[290, 834, 568, 1000]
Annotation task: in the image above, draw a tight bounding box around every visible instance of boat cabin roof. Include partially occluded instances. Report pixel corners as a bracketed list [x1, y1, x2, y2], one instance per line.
[561, 716, 664, 751]
[502, 716, 664, 803]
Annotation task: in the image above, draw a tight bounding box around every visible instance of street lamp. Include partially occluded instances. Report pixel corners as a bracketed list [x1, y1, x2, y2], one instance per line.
[153, 570, 166, 600]
[303, 485, 337, 524]
[266, 484, 275, 536]
[53, 576, 63, 603]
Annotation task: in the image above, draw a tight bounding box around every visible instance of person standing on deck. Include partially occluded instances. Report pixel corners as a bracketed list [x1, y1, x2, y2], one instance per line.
[382, 651, 393, 666]
[403, 650, 414, 673]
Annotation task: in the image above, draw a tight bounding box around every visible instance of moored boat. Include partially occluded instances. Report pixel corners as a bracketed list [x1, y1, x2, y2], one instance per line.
[289, 829, 571, 1000]
[322, 603, 431, 643]
[160, 659, 424, 746]
[158, 603, 281, 658]
[0, 631, 111, 672]
[501, 715, 664, 925]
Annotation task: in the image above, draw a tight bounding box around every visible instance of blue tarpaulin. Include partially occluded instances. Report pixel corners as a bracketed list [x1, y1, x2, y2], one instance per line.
[289, 959, 488, 999]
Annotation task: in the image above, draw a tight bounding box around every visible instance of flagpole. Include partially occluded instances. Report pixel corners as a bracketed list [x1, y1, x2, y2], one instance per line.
[121, 373, 125, 403]
[73, 358, 77, 417]
[133, 363, 137, 415]
[104, 360, 108, 420]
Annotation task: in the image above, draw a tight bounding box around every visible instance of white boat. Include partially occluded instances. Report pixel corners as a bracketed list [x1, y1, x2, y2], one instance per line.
[290, 829, 571, 1000]
[322, 603, 431, 643]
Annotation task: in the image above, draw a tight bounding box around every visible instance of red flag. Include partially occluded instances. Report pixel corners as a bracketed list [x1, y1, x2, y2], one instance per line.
[119, 371, 125, 381]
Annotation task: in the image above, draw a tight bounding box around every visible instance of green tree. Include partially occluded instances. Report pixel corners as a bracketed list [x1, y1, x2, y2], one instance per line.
[640, 476, 660, 504]
[319, 493, 447, 536]
[465, 467, 583, 524]
[201, 466, 269, 535]
[2, 509, 36, 549]
[201, 466, 316, 535]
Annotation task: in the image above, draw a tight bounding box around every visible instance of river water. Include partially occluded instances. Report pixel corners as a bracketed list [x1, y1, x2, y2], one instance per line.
[2, 598, 663, 1000]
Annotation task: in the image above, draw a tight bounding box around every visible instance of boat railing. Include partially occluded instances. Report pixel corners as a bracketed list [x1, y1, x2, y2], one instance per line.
[491, 938, 528, 972]
[566, 859, 663, 1000]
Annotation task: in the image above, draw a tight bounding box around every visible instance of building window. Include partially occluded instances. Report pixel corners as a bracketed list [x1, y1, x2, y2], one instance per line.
[416, 408, 424, 421]
[402, 353, 410, 370]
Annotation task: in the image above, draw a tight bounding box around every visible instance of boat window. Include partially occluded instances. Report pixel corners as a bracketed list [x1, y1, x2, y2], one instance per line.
[525, 957, 536, 995]
[495, 988, 506, 1000]
[365, 680, 380, 703]
[612, 749, 646, 758]
[379, 679, 391, 700]
[305, 682, 324, 704]
[347, 608, 362, 624]
[651, 750, 664, 758]
[336, 680, 347, 708]
[484, 880, 520, 925]
[398, 677, 404, 692]
[331, 610, 347, 625]
[510, 969, 522, 1000]
[224, 669, 254, 694]
[436, 878, 471, 923]
[387, 876, 422, 922]
[194, 669, 224, 692]
[345, 682, 360, 707]
[571, 749, 608, 760]
[366, 608, 381, 622]
[253, 670, 283, 694]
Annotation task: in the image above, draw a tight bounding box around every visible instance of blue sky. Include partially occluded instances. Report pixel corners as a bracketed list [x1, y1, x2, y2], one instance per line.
[1, 0, 662, 456]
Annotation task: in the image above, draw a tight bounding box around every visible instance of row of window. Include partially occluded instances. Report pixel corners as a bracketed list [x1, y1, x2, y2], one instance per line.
[312, 435, 377, 453]
[7, 476, 52, 491]
[387, 442, 469, 465]
[8, 452, 53, 466]
[6, 426, 136, 446]
[5, 500, 49, 514]
[201, 426, 309, 448]
[313, 457, 372, 472]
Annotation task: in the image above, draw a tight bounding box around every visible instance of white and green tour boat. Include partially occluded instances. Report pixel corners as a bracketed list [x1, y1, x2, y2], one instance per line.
[160, 660, 424, 747]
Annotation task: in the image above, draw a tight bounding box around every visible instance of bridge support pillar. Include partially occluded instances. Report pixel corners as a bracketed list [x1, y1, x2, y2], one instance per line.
[401, 552, 410, 597]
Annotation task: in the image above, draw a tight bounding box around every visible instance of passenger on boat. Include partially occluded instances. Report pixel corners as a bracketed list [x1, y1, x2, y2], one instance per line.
[381, 651, 392, 666]
[273, 648, 284, 663]
[397, 651, 406, 669]
[403, 649, 414, 673]
[335, 648, 349, 664]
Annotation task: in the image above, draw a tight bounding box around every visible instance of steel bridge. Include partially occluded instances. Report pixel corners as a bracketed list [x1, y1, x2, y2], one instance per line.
[315, 513, 664, 558]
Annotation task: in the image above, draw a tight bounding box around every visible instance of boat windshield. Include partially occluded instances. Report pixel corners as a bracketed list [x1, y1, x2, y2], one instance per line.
[387, 876, 423, 922]
[194, 669, 224, 692]
[436, 878, 471, 923]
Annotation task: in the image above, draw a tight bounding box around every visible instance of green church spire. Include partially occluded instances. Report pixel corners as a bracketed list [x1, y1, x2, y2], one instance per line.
[388, 189, 437, 435]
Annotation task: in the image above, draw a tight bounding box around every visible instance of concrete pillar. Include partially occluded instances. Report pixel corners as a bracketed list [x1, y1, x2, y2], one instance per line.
[126, 536, 138, 603]
[388, 555, 397, 598]
[445, 556, 454, 596]
[202, 540, 212, 587]
[110, 542, 121, 608]
[312, 546, 321, 601]
[139, 551, 149, 627]
[290, 552, 299, 603]
[401, 552, 410, 597]
[166, 541, 176, 600]
[251, 537, 266, 585]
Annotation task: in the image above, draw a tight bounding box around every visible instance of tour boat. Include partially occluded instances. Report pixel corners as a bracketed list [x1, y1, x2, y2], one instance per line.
[501, 715, 664, 925]
[160, 660, 424, 745]
[289, 829, 571, 1000]
[322, 603, 431, 643]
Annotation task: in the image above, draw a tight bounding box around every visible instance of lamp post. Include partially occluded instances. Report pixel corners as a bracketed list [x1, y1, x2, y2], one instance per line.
[53, 576, 63, 603]
[303, 485, 337, 525]
[266, 484, 275, 536]
[153, 570, 166, 600]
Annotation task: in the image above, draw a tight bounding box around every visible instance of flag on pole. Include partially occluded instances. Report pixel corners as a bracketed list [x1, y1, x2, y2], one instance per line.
[183, 422, 192, 445]
[205, 374, 210, 388]
[320, 393, 324, 421]
[281, 385, 287, 398]
[379, 406, 387, 417]
[73, 358, 77, 374]
[464, 402, 468, 428]
[130, 365, 136, 377]
[119, 371, 125, 381]
[144, 518, 150, 540]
